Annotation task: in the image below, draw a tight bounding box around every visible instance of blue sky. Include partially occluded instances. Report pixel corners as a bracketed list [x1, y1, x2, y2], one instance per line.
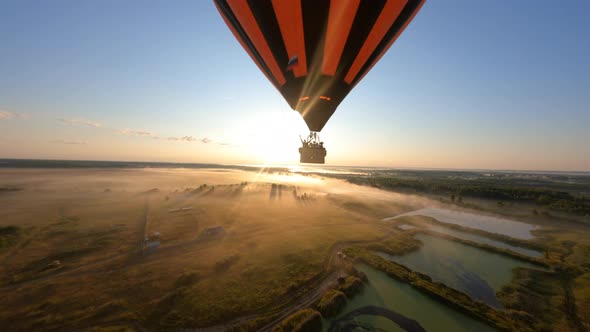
[0, 1, 588, 170]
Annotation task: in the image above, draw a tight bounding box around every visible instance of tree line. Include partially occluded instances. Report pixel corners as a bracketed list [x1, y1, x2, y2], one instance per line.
[344, 176, 590, 216]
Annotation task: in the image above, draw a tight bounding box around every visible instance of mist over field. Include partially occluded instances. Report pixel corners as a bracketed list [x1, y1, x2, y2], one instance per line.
[0, 167, 423, 330]
[1, 1, 589, 329]
[1, 164, 589, 331]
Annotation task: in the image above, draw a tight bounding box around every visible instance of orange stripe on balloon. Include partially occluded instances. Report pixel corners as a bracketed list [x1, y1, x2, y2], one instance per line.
[272, 0, 307, 77]
[352, 0, 425, 87]
[214, 1, 279, 89]
[344, 0, 407, 84]
[227, 0, 286, 85]
[322, 0, 360, 76]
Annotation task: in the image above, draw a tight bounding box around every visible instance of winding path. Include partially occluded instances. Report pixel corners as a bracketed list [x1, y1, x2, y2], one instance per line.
[224, 227, 398, 332]
[1, 201, 397, 331]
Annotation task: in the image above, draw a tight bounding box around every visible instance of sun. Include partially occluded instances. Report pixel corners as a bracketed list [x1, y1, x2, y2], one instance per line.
[254, 135, 298, 165]
[244, 110, 308, 165]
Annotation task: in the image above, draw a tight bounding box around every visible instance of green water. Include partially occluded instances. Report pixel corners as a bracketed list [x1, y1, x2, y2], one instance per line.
[324, 264, 498, 332]
[380, 234, 545, 308]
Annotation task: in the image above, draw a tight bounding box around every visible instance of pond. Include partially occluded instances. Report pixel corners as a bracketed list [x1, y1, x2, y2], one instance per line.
[378, 234, 545, 308]
[324, 264, 498, 332]
[385, 207, 537, 239]
[424, 224, 543, 258]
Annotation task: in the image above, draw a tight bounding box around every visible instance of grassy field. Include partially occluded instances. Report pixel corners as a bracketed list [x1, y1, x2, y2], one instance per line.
[0, 168, 408, 330]
[1, 167, 590, 331]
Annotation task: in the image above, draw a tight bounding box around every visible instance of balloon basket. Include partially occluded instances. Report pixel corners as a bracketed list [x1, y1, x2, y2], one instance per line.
[299, 132, 326, 164]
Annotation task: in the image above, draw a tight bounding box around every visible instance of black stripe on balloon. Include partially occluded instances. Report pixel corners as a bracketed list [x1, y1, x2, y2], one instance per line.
[246, 0, 291, 80]
[301, 0, 330, 74]
[213, 0, 279, 87]
[335, 0, 387, 82]
[350, 0, 425, 87]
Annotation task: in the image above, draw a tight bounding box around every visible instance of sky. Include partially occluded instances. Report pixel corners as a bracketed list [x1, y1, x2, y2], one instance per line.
[0, 1, 589, 171]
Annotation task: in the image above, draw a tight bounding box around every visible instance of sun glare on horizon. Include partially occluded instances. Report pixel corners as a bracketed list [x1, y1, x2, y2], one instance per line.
[240, 110, 308, 165]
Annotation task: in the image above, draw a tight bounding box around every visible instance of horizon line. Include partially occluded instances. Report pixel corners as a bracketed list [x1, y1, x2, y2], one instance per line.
[0, 157, 589, 175]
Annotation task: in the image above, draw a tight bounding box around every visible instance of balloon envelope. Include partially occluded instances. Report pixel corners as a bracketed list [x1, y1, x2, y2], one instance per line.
[214, 0, 425, 132]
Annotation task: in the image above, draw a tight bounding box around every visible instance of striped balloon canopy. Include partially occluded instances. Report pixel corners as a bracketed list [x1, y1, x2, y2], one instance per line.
[214, 0, 425, 132]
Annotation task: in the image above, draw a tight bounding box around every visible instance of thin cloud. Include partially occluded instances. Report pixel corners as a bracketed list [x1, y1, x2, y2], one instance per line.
[49, 139, 87, 145]
[58, 118, 101, 128]
[0, 110, 29, 120]
[118, 128, 155, 137]
[166, 136, 212, 143]
[53, 115, 232, 146]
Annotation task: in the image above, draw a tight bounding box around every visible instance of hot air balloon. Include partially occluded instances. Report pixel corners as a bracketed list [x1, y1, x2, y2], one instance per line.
[214, 0, 425, 163]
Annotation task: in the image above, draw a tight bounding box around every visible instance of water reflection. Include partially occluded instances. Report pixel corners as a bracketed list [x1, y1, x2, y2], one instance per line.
[324, 264, 498, 332]
[385, 207, 537, 239]
[379, 234, 545, 307]
[425, 224, 542, 258]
